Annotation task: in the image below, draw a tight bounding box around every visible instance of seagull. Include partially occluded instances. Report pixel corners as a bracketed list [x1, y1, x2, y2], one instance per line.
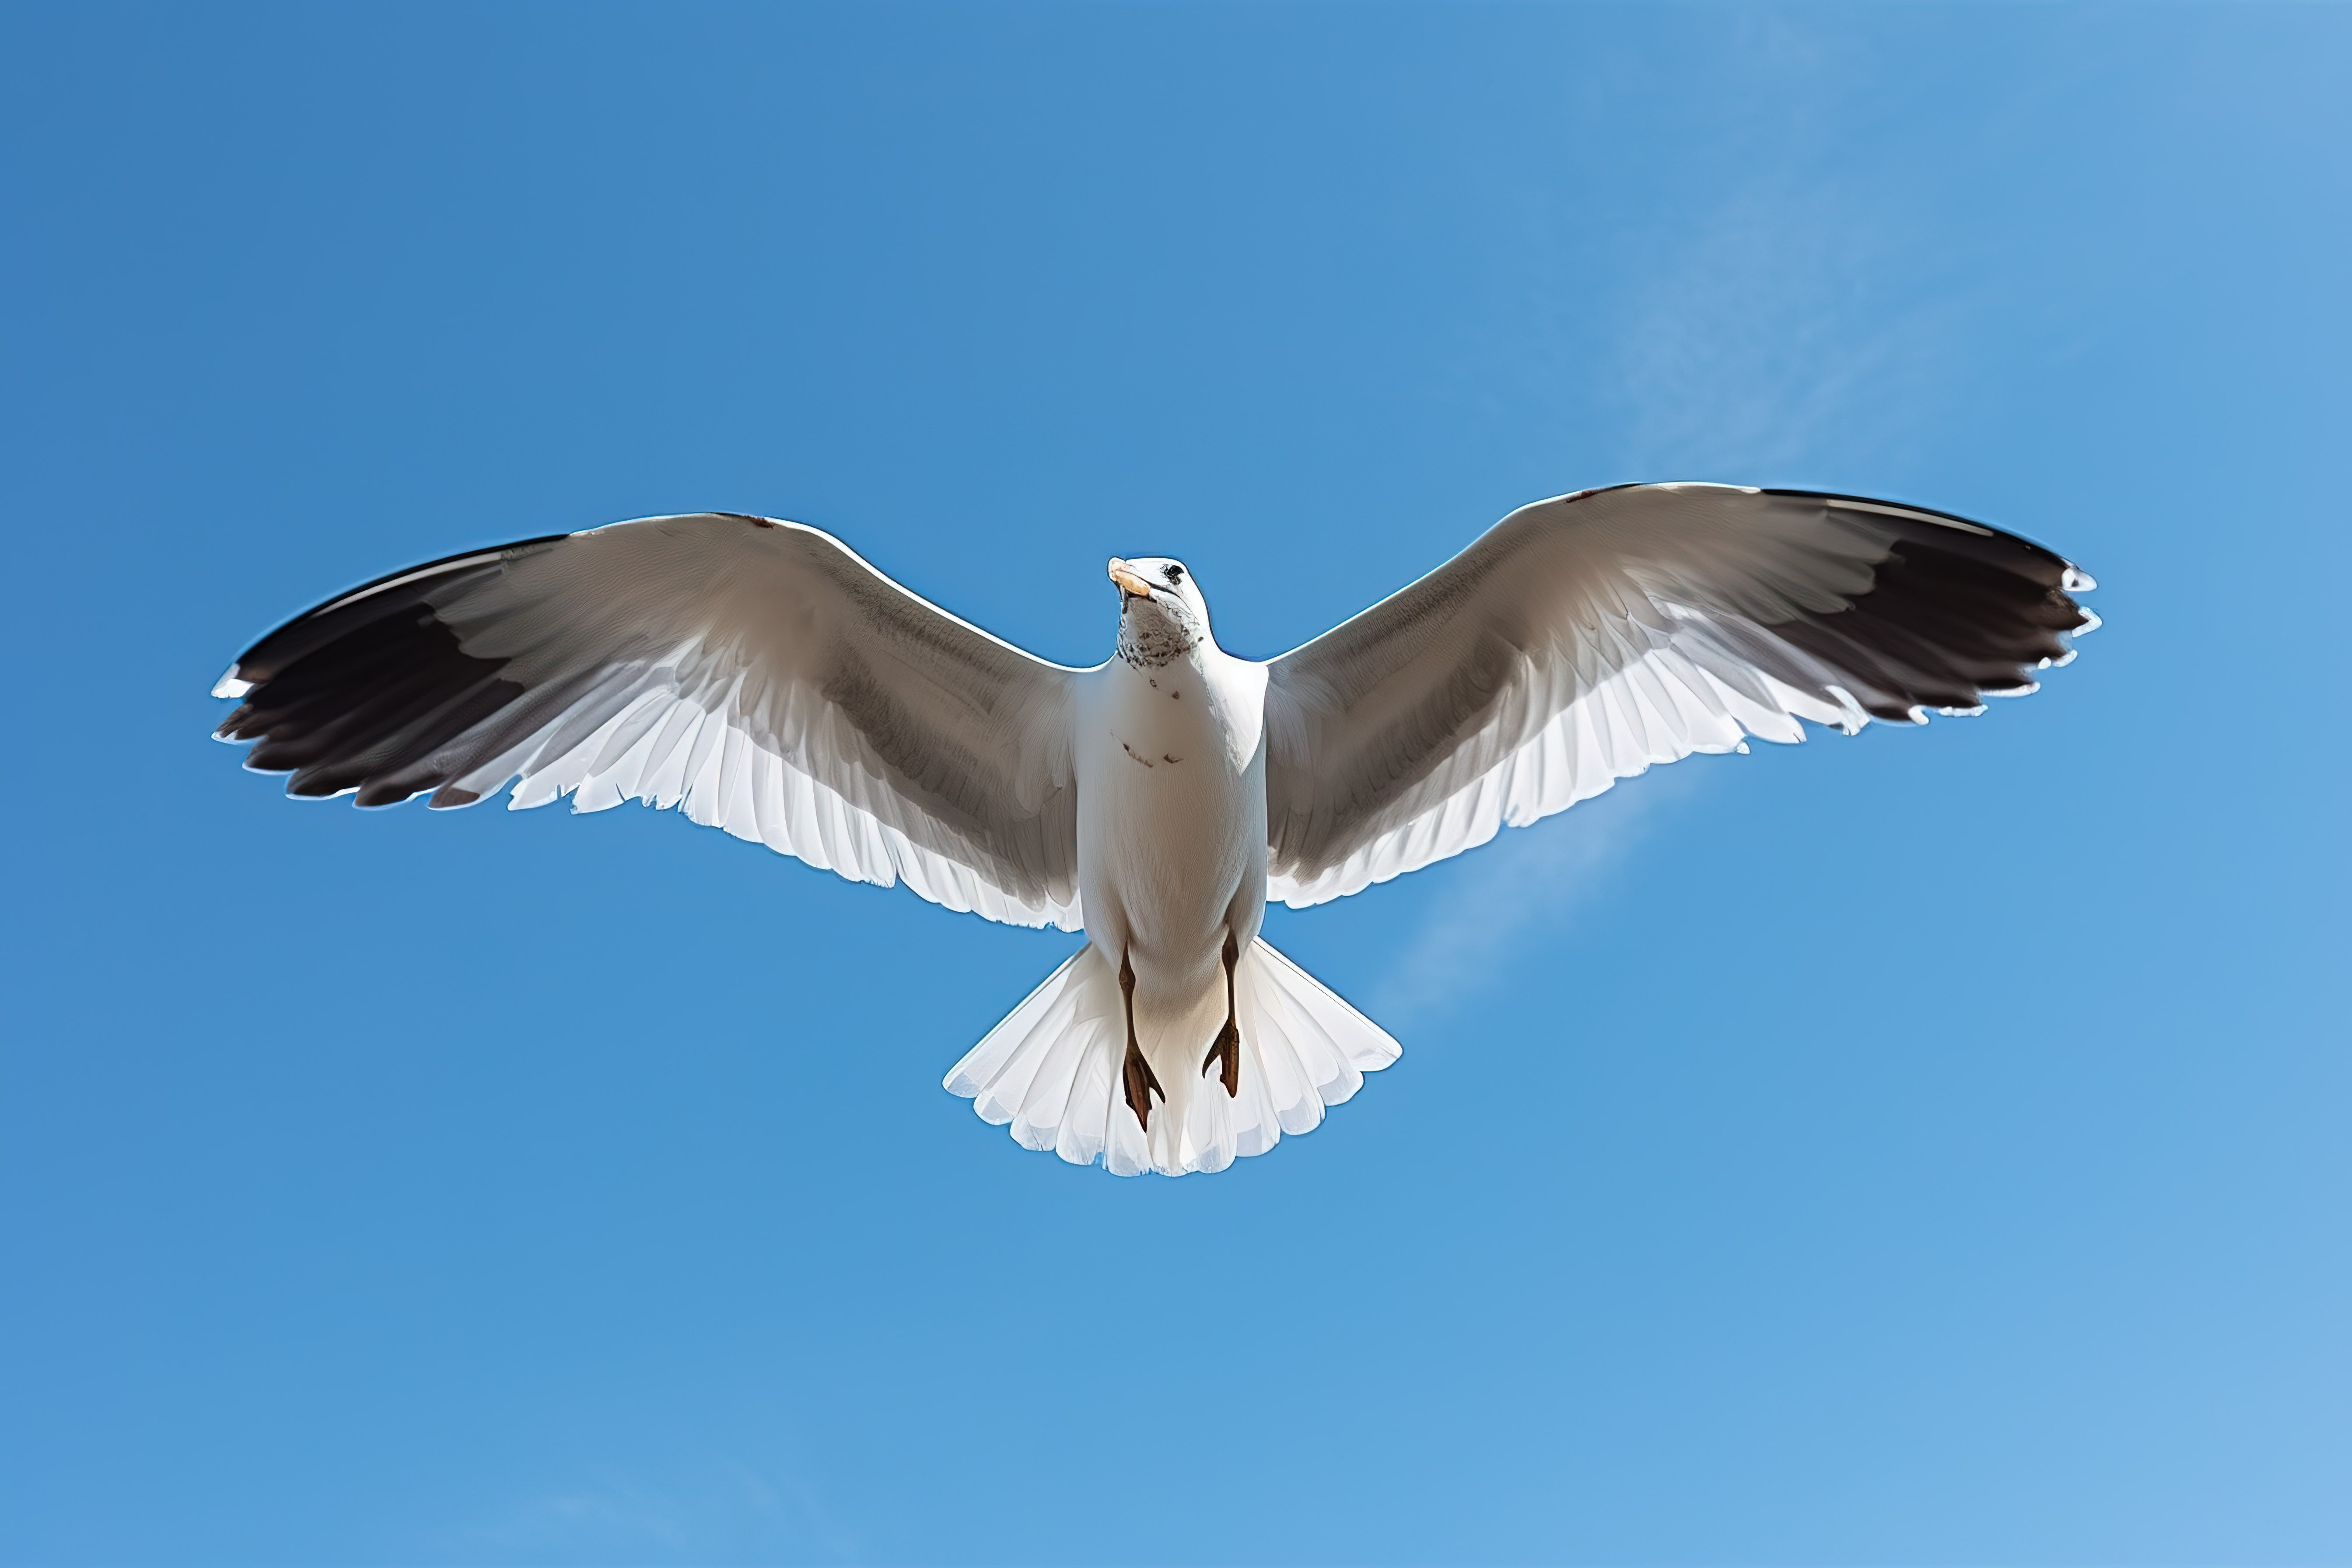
[211, 483, 2095, 1176]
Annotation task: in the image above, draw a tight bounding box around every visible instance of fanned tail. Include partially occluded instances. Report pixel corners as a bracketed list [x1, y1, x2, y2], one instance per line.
[943, 937, 1400, 1176]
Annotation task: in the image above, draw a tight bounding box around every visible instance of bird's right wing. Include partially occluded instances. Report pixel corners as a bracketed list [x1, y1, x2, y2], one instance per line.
[212, 513, 1085, 929]
[1263, 484, 2096, 907]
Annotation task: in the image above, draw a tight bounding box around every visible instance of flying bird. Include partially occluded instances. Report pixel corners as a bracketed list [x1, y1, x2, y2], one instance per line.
[211, 484, 2095, 1176]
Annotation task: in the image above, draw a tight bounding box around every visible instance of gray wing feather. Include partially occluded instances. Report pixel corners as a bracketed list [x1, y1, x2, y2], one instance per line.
[1263, 483, 2095, 906]
[214, 514, 1083, 928]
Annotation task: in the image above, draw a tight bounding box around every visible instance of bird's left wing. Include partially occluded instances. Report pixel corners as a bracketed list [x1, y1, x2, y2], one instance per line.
[213, 513, 1085, 929]
[1263, 483, 2096, 907]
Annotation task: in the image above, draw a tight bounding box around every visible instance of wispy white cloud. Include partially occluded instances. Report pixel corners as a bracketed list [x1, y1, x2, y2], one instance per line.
[1460, 14, 1987, 488]
[472, 1482, 695, 1557]
[1396, 93, 1988, 1008]
[1372, 762, 1712, 1028]
[1605, 174, 1970, 480]
[462, 1452, 859, 1564]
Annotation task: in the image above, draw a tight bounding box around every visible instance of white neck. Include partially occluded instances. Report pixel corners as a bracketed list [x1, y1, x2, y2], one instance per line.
[1116, 605, 1208, 672]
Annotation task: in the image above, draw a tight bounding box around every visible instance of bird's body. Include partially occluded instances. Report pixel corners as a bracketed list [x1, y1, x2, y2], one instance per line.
[1066, 565, 1279, 1168]
[212, 484, 2096, 1176]
[1078, 587, 1267, 1016]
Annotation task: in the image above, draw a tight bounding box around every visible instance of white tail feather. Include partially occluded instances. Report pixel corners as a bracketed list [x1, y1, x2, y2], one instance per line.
[944, 938, 1400, 1176]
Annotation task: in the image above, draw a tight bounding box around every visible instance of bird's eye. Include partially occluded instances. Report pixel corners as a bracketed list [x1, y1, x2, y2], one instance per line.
[1163, 565, 1184, 585]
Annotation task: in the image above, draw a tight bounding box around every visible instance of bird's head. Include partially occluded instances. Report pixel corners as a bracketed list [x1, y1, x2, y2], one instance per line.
[1107, 556, 1213, 658]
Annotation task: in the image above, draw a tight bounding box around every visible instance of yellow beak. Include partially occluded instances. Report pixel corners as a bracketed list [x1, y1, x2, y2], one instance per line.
[1108, 559, 1156, 600]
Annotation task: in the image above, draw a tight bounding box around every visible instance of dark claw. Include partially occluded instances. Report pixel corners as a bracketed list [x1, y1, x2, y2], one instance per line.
[1117, 945, 1160, 1131]
[1201, 1020, 1240, 1098]
[1122, 1041, 1165, 1131]
[1201, 927, 1242, 1099]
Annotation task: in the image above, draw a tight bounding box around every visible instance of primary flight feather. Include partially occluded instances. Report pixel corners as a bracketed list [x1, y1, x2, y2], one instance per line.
[212, 483, 2095, 1176]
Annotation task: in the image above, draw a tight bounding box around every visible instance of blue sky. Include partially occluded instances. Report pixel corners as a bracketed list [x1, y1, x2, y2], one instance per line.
[3, 4, 2346, 1562]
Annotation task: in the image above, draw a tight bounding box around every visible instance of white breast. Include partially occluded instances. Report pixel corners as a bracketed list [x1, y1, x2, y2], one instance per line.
[1074, 648, 1269, 1012]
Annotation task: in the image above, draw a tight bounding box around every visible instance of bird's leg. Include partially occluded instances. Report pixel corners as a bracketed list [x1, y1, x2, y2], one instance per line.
[1119, 945, 1164, 1131]
[1201, 928, 1241, 1099]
